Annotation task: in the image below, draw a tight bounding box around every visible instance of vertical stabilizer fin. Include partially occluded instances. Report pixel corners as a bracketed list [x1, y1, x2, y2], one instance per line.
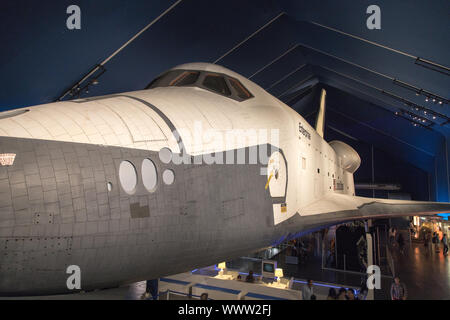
[315, 88, 326, 138]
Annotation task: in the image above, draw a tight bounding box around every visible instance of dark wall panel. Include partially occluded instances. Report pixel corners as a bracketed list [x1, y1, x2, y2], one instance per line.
[325, 126, 429, 201]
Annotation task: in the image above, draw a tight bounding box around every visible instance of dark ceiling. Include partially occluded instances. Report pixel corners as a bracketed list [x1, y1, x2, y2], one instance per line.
[0, 0, 449, 202]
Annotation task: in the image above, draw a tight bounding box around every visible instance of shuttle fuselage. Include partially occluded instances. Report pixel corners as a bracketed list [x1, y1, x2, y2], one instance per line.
[0, 63, 448, 296]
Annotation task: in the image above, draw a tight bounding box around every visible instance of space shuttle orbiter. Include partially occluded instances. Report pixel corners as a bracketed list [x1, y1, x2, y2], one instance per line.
[0, 63, 448, 296]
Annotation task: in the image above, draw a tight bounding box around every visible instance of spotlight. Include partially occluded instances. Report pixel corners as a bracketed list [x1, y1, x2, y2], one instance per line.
[439, 101, 443, 105]
[433, 116, 436, 119]
[425, 98, 429, 102]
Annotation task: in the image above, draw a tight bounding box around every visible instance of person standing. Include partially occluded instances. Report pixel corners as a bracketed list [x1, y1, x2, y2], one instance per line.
[302, 279, 314, 300]
[443, 234, 448, 256]
[427, 232, 432, 256]
[389, 227, 395, 247]
[347, 288, 356, 300]
[392, 227, 397, 247]
[327, 288, 337, 300]
[424, 232, 430, 256]
[141, 279, 158, 300]
[245, 270, 255, 283]
[397, 232, 405, 255]
[358, 286, 368, 300]
[337, 287, 347, 300]
[390, 276, 407, 300]
[434, 232, 441, 253]
[431, 232, 434, 251]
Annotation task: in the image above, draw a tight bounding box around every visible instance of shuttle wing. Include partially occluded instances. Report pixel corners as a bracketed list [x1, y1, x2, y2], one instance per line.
[300, 193, 450, 221]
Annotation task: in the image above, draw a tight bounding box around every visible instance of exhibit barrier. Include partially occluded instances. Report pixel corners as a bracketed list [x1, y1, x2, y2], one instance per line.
[159, 273, 300, 300]
[157, 270, 366, 300]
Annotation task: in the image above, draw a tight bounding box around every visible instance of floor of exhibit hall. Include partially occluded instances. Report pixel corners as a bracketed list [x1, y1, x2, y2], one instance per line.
[257, 241, 450, 300]
[378, 242, 450, 300]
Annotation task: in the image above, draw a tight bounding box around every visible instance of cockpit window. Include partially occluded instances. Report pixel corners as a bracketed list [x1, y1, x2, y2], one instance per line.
[170, 71, 200, 87]
[146, 69, 253, 102]
[228, 77, 253, 100]
[202, 74, 231, 96]
[147, 70, 200, 89]
[146, 70, 182, 89]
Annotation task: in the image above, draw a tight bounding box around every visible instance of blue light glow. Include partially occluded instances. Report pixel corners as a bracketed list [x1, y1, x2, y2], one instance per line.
[437, 213, 449, 220]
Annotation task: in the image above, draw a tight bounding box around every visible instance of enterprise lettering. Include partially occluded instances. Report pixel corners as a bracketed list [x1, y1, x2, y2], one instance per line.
[299, 123, 311, 140]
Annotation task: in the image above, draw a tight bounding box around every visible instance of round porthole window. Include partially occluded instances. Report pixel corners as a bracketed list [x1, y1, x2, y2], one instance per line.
[142, 159, 157, 192]
[162, 169, 175, 185]
[159, 147, 172, 164]
[119, 161, 137, 194]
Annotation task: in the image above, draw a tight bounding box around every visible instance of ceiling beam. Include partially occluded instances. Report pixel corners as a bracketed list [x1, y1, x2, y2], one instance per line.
[213, 12, 285, 64]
